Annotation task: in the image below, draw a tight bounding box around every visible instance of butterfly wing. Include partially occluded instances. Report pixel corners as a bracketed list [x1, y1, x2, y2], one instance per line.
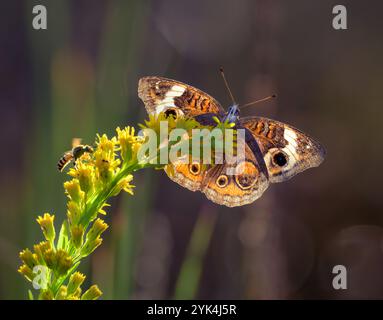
[240, 116, 326, 183]
[138, 76, 225, 117]
[201, 143, 269, 207]
[164, 160, 207, 192]
[164, 143, 270, 207]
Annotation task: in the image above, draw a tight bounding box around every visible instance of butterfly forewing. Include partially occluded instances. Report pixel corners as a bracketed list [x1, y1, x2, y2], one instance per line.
[138, 77, 225, 117]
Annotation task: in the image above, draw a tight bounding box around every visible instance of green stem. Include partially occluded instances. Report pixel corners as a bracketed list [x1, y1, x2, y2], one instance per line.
[78, 162, 139, 227]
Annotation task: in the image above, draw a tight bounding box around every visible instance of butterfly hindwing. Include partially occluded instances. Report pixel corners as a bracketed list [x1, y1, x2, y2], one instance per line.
[164, 144, 269, 207]
[240, 116, 326, 183]
[201, 143, 269, 207]
[164, 160, 207, 192]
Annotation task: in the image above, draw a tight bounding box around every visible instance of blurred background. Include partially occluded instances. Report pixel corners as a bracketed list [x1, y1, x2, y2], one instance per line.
[1, 0, 383, 299]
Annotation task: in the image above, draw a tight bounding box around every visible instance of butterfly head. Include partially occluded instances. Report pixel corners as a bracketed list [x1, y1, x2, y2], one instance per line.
[224, 104, 240, 124]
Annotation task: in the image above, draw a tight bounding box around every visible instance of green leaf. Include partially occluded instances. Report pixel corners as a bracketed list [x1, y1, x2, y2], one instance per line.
[57, 221, 69, 250]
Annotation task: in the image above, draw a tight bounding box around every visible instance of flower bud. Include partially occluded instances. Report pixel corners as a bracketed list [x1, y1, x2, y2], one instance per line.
[36, 213, 56, 243]
[81, 285, 102, 300]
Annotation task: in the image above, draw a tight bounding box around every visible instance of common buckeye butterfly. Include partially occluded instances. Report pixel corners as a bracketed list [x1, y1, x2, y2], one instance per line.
[138, 74, 325, 207]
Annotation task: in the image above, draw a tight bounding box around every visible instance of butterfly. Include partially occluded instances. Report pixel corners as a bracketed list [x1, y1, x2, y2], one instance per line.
[138, 75, 325, 207]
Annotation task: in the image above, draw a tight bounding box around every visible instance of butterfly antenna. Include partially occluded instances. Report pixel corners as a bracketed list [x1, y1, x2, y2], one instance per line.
[219, 67, 237, 105]
[240, 94, 277, 108]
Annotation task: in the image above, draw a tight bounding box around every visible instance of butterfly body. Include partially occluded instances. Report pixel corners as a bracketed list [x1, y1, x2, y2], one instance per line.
[138, 76, 325, 207]
[224, 104, 240, 123]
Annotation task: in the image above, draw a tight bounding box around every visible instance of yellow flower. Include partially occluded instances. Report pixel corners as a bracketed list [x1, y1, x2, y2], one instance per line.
[70, 225, 84, 248]
[81, 285, 102, 300]
[55, 286, 67, 300]
[36, 213, 56, 243]
[64, 179, 84, 203]
[55, 249, 73, 276]
[18, 264, 34, 281]
[81, 236, 102, 257]
[43, 248, 55, 269]
[43, 249, 73, 276]
[140, 112, 200, 133]
[67, 201, 81, 225]
[19, 249, 38, 269]
[33, 241, 51, 265]
[86, 218, 108, 242]
[67, 272, 85, 296]
[116, 126, 141, 161]
[65, 287, 82, 300]
[98, 203, 110, 215]
[114, 174, 134, 195]
[40, 290, 54, 300]
[69, 161, 95, 194]
[96, 134, 117, 155]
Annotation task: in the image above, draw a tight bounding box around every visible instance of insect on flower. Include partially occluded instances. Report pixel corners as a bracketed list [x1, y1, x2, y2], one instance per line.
[57, 138, 94, 172]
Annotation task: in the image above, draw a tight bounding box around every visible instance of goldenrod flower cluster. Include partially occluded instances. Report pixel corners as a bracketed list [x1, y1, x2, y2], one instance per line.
[18, 114, 217, 300]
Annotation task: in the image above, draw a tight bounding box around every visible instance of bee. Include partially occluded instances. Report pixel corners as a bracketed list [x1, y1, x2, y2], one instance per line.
[57, 138, 94, 172]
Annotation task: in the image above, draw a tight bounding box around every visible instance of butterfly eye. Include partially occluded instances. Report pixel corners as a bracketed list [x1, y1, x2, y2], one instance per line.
[164, 108, 178, 119]
[216, 175, 229, 188]
[189, 162, 200, 175]
[272, 152, 288, 167]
